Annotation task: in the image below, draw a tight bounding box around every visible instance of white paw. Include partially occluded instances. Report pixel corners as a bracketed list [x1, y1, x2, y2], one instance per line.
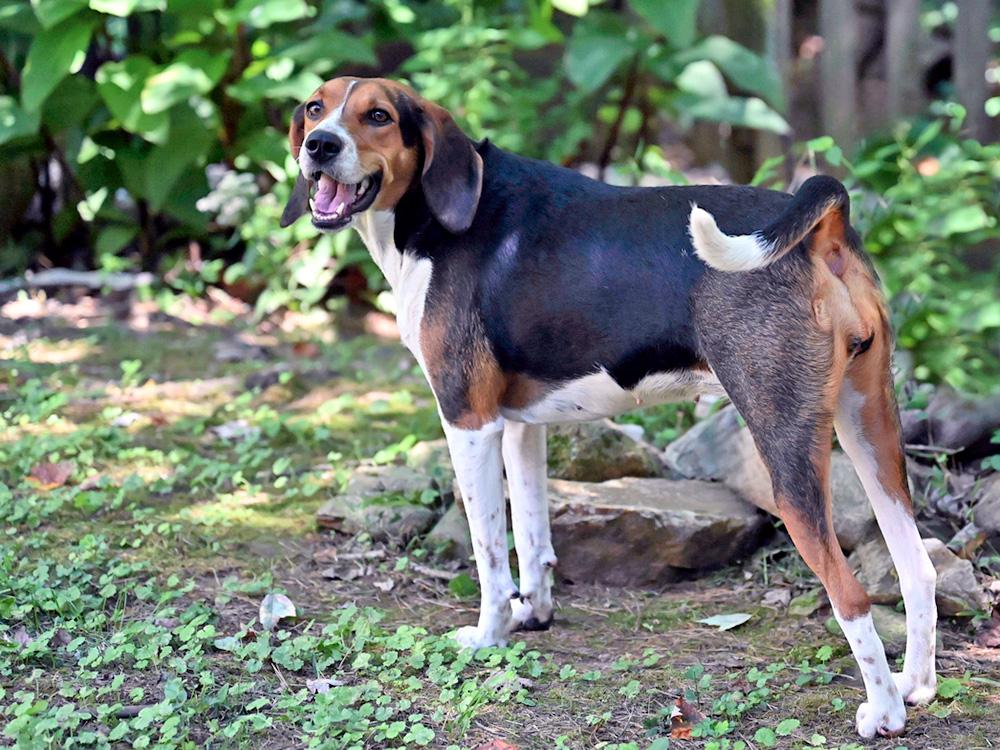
[893, 672, 937, 706]
[855, 695, 907, 739]
[452, 625, 507, 650]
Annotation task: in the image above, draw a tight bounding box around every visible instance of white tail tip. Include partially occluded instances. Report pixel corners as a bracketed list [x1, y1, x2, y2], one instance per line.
[689, 204, 771, 272]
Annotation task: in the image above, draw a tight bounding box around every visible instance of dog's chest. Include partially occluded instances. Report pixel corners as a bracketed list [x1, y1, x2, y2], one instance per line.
[355, 211, 432, 368]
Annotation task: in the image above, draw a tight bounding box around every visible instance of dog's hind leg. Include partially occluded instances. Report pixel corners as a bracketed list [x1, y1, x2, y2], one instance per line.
[503, 421, 557, 631]
[444, 417, 519, 648]
[697, 263, 906, 738]
[835, 324, 938, 706]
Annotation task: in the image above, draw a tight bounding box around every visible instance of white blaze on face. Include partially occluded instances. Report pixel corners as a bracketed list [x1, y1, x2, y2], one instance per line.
[299, 80, 365, 184]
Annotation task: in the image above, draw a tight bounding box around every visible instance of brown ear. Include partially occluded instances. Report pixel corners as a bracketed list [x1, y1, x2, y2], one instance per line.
[420, 103, 483, 234]
[280, 104, 309, 228]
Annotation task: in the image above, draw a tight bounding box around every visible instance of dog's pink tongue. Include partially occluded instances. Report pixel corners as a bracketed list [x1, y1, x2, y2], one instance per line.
[313, 175, 351, 215]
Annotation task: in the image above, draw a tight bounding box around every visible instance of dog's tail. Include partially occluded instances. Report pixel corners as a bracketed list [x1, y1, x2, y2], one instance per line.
[688, 175, 850, 273]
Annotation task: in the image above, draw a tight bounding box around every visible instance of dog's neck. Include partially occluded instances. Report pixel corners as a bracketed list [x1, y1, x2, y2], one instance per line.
[354, 209, 433, 368]
[354, 210, 405, 290]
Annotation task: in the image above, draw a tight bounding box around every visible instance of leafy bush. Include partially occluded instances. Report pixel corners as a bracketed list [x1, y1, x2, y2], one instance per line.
[1, 0, 786, 311]
[845, 119, 1000, 393]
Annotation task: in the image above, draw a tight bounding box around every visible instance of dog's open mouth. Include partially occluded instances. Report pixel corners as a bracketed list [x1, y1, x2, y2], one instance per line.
[310, 172, 381, 229]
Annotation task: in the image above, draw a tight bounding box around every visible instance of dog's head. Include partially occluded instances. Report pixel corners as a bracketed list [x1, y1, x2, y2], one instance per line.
[280, 77, 483, 234]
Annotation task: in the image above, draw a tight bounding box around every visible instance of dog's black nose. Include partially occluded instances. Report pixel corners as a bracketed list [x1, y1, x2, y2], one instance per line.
[304, 131, 343, 162]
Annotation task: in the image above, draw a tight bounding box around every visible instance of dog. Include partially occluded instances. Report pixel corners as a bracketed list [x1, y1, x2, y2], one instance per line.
[280, 77, 938, 738]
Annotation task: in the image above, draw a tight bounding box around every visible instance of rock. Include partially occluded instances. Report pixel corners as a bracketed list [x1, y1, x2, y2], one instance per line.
[828, 453, 878, 550]
[849, 534, 990, 616]
[925, 387, 1000, 459]
[926, 538, 990, 616]
[664, 406, 876, 550]
[425, 501, 473, 562]
[406, 438, 455, 495]
[316, 465, 437, 543]
[972, 474, 1000, 535]
[547, 419, 669, 482]
[662, 406, 777, 515]
[547, 477, 768, 586]
[850, 537, 902, 604]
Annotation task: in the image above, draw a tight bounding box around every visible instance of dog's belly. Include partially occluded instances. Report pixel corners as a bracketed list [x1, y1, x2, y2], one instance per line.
[501, 367, 725, 424]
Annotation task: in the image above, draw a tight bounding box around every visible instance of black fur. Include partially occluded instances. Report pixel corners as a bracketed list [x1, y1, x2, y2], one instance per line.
[397, 140, 802, 401]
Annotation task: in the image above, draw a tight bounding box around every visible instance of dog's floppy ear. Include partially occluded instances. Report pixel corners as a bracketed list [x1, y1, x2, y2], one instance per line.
[419, 102, 483, 234]
[280, 104, 309, 228]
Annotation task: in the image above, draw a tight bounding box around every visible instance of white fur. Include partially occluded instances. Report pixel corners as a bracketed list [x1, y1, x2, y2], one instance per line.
[688, 204, 774, 272]
[502, 367, 723, 424]
[355, 211, 433, 368]
[836, 383, 938, 706]
[835, 608, 906, 738]
[503, 422, 556, 628]
[443, 417, 518, 648]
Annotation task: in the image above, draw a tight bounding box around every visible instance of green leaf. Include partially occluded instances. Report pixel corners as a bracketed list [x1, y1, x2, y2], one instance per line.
[89, 0, 165, 16]
[754, 727, 777, 748]
[20, 13, 95, 112]
[553, 0, 589, 16]
[695, 612, 752, 631]
[941, 205, 990, 236]
[41, 74, 99, 132]
[0, 96, 40, 145]
[96, 57, 170, 141]
[680, 94, 790, 134]
[278, 29, 377, 68]
[776, 718, 800, 736]
[31, 0, 86, 27]
[678, 36, 784, 109]
[144, 107, 213, 210]
[630, 0, 700, 49]
[232, 0, 310, 29]
[447, 573, 479, 600]
[140, 49, 231, 114]
[227, 70, 324, 105]
[676, 60, 727, 99]
[565, 12, 636, 94]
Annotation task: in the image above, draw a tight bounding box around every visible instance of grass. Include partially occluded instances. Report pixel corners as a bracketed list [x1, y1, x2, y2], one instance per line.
[1, 293, 998, 749]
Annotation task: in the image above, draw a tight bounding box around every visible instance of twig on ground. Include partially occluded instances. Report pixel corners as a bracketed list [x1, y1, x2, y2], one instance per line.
[0, 269, 155, 296]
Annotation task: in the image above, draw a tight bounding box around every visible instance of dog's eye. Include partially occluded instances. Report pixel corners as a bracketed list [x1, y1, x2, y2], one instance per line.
[367, 108, 391, 125]
[305, 101, 323, 119]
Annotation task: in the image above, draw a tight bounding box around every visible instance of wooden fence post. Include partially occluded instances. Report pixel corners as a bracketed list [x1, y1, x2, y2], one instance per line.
[886, 0, 924, 121]
[954, 0, 993, 142]
[819, 0, 859, 151]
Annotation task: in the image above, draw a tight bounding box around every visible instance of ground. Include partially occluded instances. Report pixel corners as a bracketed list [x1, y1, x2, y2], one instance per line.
[1, 292, 998, 750]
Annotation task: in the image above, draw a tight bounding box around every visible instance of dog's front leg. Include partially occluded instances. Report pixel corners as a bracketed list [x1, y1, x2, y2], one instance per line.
[503, 421, 556, 630]
[443, 417, 517, 648]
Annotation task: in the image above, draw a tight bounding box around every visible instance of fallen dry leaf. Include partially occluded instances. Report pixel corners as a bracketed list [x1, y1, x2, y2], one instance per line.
[259, 593, 296, 631]
[12, 626, 33, 648]
[373, 579, 395, 592]
[473, 742, 520, 750]
[292, 341, 320, 358]
[27, 460, 75, 491]
[306, 677, 344, 694]
[670, 697, 705, 739]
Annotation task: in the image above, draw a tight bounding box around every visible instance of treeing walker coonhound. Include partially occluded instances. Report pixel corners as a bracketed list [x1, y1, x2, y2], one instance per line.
[280, 77, 938, 738]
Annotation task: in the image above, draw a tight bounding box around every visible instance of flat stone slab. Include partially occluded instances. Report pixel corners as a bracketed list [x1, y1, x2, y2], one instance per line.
[548, 477, 769, 587]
